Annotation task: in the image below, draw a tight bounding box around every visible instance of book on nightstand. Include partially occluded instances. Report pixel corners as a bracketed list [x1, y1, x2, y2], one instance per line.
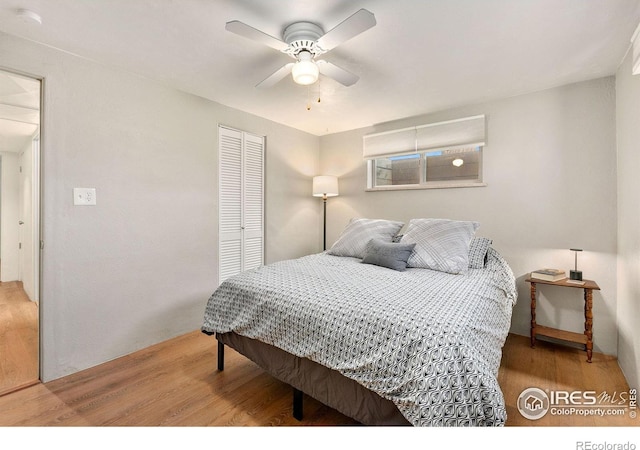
[530, 268, 567, 282]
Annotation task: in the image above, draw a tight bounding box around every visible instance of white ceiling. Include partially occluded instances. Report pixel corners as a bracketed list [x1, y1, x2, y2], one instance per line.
[0, 0, 639, 136]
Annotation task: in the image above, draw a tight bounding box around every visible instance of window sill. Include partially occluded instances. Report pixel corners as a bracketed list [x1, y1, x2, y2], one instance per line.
[366, 181, 487, 192]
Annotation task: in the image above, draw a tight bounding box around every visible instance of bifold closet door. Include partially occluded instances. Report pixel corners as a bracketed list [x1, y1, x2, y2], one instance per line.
[218, 126, 264, 285]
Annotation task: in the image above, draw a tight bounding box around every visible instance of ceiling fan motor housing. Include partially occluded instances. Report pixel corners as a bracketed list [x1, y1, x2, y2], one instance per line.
[282, 22, 326, 58]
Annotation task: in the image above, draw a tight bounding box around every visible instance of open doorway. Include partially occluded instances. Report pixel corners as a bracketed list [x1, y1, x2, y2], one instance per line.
[0, 68, 41, 395]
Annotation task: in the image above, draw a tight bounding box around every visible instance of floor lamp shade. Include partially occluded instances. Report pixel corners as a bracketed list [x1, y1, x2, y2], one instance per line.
[313, 176, 339, 198]
[313, 176, 339, 251]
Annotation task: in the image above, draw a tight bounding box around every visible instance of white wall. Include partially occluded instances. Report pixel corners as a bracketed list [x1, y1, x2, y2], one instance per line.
[0, 151, 20, 282]
[320, 78, 619, 356]
[0, 32, 320, 381]
[615, 50, 640, 389]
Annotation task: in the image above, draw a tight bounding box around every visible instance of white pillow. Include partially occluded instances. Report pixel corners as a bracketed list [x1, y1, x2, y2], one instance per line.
[401, 218, 480, 274]
[328, 218, 404, 259]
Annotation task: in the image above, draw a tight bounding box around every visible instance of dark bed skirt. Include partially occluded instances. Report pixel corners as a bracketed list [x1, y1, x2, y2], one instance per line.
[214, 331, 411, 426]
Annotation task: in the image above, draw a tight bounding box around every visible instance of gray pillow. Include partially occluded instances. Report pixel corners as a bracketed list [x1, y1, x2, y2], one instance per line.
[468, 237, 492, 269]
[361, 238, 416, 271]
[402, 218, 480, 274]
[328, 218, 404, 258]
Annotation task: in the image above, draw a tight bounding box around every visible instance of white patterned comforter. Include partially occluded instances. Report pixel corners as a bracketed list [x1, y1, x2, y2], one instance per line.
[202, 248, 517, 426]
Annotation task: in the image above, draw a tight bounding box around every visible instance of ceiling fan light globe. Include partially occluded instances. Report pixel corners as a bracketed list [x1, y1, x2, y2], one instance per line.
[292, 60, 319, 85]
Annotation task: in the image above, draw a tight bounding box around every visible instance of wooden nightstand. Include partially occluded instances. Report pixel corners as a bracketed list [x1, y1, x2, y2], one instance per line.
[525, 276, 600, 363]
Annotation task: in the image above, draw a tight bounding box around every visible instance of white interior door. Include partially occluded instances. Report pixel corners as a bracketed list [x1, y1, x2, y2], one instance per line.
[242, 133, 264, 272]
[17, 134, 39, 302]
[219, 127, 243, 284]
[218, 126, 264, 285]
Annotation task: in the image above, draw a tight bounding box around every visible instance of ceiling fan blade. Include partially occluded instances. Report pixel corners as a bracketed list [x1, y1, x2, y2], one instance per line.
[316, 9, 376, 51]
[225, 20, 289, 52]
[256, 63, 295, 88]
[316, 60, 359, 86]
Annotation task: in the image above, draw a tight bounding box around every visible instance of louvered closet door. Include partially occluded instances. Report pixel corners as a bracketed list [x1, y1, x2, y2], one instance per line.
[242, 133, 264, 272]
[218, 126, 264, 285]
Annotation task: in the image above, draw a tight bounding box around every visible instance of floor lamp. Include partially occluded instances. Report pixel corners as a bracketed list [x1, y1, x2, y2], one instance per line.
[312, 175, 339, 251]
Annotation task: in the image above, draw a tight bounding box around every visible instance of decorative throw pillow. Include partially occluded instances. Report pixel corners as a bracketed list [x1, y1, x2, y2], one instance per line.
[401, 218, 480, 274]
[361, 238, 416, 272]
[468, 237, 492, 269]
[328, 218, 404, 259]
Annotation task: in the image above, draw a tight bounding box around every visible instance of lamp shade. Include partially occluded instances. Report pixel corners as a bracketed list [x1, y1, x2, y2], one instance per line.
[313, 175, 339, 197]
[291, 51, 319, 85]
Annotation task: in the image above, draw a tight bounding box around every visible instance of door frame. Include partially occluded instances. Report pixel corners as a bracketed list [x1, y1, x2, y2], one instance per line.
[0, 65, 44, 383]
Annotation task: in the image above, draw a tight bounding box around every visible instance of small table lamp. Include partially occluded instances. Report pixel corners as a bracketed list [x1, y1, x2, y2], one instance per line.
[570, 248, 583, 280]
[313, 175, 339, 251]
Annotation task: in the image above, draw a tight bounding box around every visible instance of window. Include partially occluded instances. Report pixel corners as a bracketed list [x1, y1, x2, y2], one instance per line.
[374, 154, 421, 187]
[364, 115, 487, 191]
[369, 146, 483, 190]
[424, 147, 481, 183]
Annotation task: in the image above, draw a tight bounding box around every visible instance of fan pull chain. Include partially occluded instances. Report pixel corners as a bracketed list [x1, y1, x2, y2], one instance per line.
[306, 81, 321, 111]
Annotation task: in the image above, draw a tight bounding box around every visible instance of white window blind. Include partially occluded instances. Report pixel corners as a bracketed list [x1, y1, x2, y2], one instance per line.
[218, 126, 264, 285]
[363, 115, 486, 159]
[362, 126, 417, 159]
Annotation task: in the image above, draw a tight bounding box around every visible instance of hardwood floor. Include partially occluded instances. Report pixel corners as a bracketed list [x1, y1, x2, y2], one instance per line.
[0, 281, 39, 396]
[0, 328, 636, 428]
[500, 334, 636, 426]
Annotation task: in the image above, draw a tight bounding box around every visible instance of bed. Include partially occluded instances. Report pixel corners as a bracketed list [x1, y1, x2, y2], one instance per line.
[202, 218, 517, 426]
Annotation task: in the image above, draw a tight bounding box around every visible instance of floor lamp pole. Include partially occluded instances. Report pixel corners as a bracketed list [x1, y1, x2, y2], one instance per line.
[323, 195, 327, 251]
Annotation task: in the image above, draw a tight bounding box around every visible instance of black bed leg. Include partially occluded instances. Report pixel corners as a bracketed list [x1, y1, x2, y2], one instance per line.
[217, 340, 224, 371]
[293, 388, 303, 421]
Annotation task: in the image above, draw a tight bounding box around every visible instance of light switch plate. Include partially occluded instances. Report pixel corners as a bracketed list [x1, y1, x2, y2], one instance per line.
[73, 188, 96, 205]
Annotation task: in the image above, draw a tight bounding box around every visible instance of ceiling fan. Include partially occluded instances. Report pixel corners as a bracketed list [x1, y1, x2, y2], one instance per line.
[225, 9, 376, 88]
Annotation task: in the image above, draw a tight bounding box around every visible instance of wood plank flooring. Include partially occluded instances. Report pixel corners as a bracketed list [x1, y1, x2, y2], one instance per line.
[0, 329, 636, 428]
[0, 281, 39, 396]
[500, 334, 636, 426]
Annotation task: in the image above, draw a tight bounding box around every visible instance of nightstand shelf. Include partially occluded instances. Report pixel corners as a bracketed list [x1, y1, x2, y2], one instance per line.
[534, 325, 588, 345]
[525, 276, 600, 362]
